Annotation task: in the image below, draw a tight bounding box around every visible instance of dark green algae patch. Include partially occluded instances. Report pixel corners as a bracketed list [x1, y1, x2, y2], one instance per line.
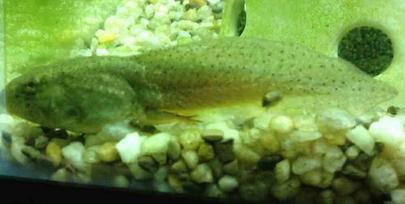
[338, 26, 394, 76]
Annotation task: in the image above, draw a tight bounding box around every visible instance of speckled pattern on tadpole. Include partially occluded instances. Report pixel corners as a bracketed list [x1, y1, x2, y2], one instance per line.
[134, 37, 398, 115]
[5, 37, 398, 133]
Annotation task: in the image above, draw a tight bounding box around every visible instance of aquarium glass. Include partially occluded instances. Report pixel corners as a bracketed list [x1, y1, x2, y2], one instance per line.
[1, 0, 405, 203]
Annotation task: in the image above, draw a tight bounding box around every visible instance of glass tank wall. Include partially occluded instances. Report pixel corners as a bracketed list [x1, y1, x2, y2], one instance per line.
[1, 0, 405, 203]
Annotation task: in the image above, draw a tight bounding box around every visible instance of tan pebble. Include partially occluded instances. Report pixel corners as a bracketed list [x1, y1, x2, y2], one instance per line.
[46, 142, 62, 167]
[96, 142, 118, 162]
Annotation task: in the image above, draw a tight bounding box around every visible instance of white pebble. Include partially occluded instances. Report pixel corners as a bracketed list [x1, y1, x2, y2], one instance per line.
[218, 175, 239, 192]
[141, 132, 172, 165]
[316, 108, 357, 132]
[62, 142, 89, 172]
[346, 125, 375, 155]
[116, 132, 144, 164]
[289, 130, 322, 142]
[369, 116, 405, 145]
[270, 115, 294, 134]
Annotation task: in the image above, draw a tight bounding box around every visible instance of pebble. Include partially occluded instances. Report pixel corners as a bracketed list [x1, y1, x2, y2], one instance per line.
[270, 115, 294, 134]
[234, 144, 261, 167]
[205, 184, 225, 198]
[170, 160, 188, 173]
[46, 142, 62, 167]
[369, 157, 399, 192]
[300, 169, 322, 187]
[50, 168, 70, 182]
[179, 129, 203, 150]
[142, 132, 171, 165]
[341, 164, 367, 179]
[346, 125, 375, 155]
[345, 146, 360, 160]
[253, 112, 274, 130]
[182, 150, 199, 169]
[218, 175, 238, 192]
[96, 142, 119, 162]
[289, 130, 322, 142]
[322, 146, 346, 173]
[34, 135, 49, 149]
[168, 174, 183, 193]
[10, 136, 29, 165]
[214, 139, 235, 163]
[116, 132, 144, 164]
[167, 138, 181, 160]
[275, 159, 290, 183]
[259, 132, 280, 153]
[332, 177, 359, 196]
[239, 179, 269, 202]
[190, 163, 214, 183]
[292, 156, 322, 175]
[258, 154, 283, 170]
[208, 159, 223, 179]
[201, 129, 224, 142]
[154, 167, 168, 182]
[270, 178, 301, 201]
[62, 142, 89, 172]
[391, 189, 405, 204]
[316, 108, 357, 132]
[138, 155, 158, 172]
[82, 146, 100, 164]
[197, 143, 215, 162]
[205, 122, 240, 142]
[369, 116, 405, 145]
[320, 190, 335, 204]
[112, 175, 129, 188]
[223, 159, 239, 176]
[128, 163, 152, 180]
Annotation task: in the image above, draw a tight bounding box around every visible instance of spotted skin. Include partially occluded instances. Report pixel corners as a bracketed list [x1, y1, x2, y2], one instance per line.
[5, 37, 397, 133]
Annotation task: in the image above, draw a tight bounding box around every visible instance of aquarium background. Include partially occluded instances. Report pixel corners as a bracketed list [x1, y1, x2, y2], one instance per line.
[1, 0, 405, 203]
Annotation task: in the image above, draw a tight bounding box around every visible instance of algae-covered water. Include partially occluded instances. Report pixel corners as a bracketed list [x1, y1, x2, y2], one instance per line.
[1, 0, 405, 203]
